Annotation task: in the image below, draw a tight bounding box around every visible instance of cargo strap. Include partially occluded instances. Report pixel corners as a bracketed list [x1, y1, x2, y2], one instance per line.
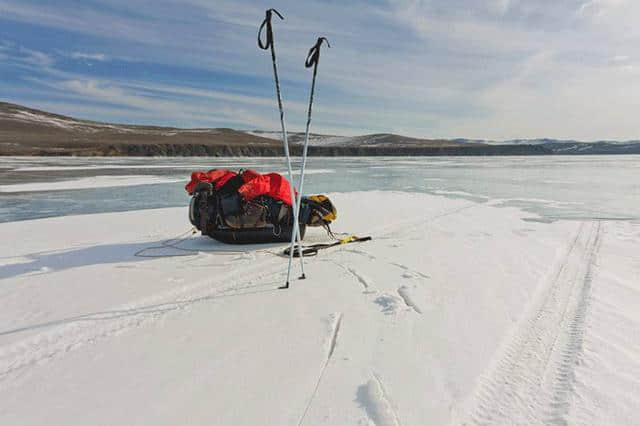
[283, 235, 372, 257]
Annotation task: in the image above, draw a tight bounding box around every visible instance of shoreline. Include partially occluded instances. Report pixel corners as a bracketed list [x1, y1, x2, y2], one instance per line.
[1, 143, 553, 157]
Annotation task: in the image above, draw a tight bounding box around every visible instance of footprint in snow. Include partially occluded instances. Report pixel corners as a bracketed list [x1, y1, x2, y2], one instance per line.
[374, 294, 401, 315]
[355, 375, 400, 426]
[397, 286, 423, 314]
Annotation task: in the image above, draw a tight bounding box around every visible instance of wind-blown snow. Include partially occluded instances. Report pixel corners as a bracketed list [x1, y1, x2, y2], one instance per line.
[13, 166, 335, 176]
[0, 175, 184, 193]
[0, 192, 637, 424]
[14, 165, 216, 171]
[274, 169, 335, 176]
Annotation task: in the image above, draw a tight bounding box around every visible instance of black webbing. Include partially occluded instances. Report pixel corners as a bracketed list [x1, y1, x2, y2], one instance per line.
[258, 8, 284, 50]
[305, 37, 330, 68]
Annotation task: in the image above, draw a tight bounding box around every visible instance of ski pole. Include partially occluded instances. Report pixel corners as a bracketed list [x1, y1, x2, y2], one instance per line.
[292, 37, 330, 257]
[258, 8, 305, 289]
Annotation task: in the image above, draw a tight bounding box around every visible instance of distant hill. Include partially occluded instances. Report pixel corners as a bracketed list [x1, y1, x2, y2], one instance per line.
[246, 130, 462, 148]
[0, 102, 280, 156]
[2, 101, 637, 156]
[247, 132, 640, 155]
[453, 137, 640, 154]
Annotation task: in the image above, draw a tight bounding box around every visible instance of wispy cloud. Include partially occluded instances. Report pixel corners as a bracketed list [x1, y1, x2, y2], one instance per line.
[19, 47, 54, 67]
[0, 41, 55, 70]
[52, 78, 275, 129]
[71, 52, 107, 61]
[2, 0, 640, 140]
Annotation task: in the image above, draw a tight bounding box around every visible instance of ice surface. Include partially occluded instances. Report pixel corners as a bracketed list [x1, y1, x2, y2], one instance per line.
[0, 191, 637, 424]
[0, 175, 185, 193]
[2, 155, 638, 223]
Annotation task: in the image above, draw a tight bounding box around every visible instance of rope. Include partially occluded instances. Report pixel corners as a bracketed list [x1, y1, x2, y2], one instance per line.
[134, 228, 250, 258]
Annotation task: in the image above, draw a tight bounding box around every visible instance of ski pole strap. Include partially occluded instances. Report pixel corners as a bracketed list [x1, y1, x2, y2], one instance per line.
[305, 37, 330, 68]
[283, 235, 372, 257]
[258, 8, 284, 50]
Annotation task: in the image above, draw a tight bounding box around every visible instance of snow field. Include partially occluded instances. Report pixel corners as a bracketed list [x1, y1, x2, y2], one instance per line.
[0, 191, 638, 424]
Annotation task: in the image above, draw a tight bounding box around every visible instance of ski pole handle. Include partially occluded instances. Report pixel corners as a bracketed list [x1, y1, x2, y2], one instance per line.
[258, 8, 284, 50]
[305, 37, 330, 68]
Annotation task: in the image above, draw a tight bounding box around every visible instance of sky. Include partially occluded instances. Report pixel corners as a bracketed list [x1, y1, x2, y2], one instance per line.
[1, 0, 639, 141]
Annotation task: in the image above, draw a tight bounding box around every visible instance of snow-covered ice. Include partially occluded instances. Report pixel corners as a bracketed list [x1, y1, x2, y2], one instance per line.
[0, 191, 638, 424]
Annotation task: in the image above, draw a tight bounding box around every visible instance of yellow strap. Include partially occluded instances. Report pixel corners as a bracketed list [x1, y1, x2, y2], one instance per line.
[339, 235, 357, 244]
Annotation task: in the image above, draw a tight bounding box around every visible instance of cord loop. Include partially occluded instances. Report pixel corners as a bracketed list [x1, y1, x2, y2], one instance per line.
[258, 8, 284, 50]
[305, 37, 330, 68]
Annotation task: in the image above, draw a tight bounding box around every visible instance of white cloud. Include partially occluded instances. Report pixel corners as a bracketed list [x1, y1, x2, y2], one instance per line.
[4, 0, 640, 139]
[54, 78, 286, 130]
[0, 42, 55, 68]
[71, 52, 107, 61]
[19, 47, 54, 67]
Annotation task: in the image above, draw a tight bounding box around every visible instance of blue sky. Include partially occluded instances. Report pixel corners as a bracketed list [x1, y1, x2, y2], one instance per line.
[1, 0, 639, 140]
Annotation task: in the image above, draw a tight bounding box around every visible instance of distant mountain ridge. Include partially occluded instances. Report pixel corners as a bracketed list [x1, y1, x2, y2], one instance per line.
[1, 101, 639, 156]
[248, 132, 640, 154]
[450, 137, 640, 153]
[246, 130, 462, 148]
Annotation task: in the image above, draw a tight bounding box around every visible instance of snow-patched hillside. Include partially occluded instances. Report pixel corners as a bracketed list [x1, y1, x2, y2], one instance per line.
[0, 102, 280, 156]
[1, 192, 638, 424]
[0, 102, 228, 136]
[245, 130, 461, 147]
[246, 130, 640, 153]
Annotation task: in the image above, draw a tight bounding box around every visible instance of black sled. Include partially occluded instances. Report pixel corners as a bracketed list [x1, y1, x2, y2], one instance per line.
[188, 181, 309, 244]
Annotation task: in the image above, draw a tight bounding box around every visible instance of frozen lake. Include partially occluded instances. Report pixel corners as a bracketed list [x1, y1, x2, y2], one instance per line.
[1, 155, 638, 223]
[2, 160, 639, 424]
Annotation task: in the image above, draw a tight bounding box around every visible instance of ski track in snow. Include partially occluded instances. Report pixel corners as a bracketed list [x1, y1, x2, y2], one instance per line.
[342, 247, 377, 260]
[332, 261, 375, 293]
[391, 262, 431, 280]
[0, 256, 284, 383]
[345, 266, 373, 291]
[327, 313, 343, 361]
[461, 221, 602, 425]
